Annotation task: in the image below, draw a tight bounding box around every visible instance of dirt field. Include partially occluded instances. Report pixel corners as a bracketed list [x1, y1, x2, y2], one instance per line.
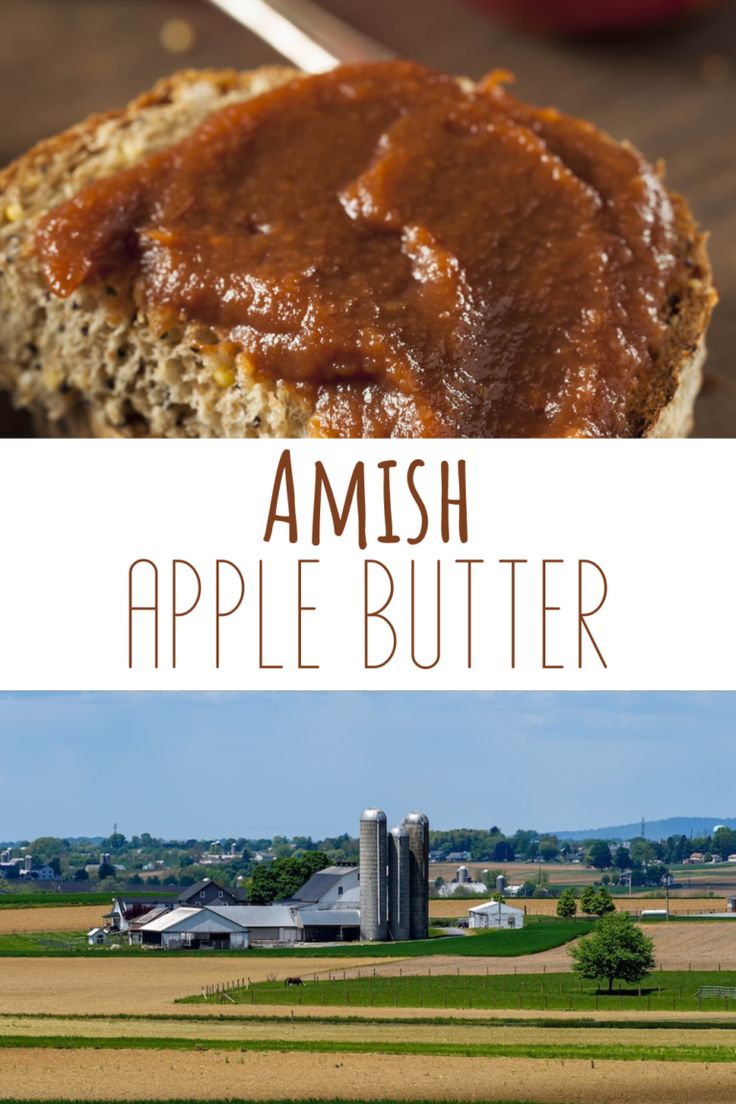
[0, 956, 392, 1015]
[0, 905, 105, 933]
[430, 897, 729, 918]
[431, 862, 591, 885]
[1, 1048, 735, 1102]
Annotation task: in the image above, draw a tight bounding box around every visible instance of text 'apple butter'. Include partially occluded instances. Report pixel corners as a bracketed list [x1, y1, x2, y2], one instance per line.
[35, 61, 690, 437]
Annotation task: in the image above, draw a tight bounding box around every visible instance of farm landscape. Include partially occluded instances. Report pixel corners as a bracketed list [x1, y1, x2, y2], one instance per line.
[3, 691, 736, 1104]
[2, 851, 736, 1101]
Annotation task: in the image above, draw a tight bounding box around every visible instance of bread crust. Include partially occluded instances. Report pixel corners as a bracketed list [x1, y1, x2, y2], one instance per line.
[0, 67, 717, 438]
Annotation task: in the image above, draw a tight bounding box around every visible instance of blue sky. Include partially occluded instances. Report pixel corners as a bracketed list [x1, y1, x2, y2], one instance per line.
[0, 693, 731, 840]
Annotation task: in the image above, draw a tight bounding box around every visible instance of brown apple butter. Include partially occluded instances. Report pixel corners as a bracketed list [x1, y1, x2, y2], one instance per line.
[35, 61, 687, 437]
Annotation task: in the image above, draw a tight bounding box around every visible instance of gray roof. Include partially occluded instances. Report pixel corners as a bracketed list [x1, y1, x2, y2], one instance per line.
[141, 907, 248, 935]
[207, 904, 300, 929]
[302, 909, 360, 927]
[288, 866, 357, 904]
[178, 879, 239, 903]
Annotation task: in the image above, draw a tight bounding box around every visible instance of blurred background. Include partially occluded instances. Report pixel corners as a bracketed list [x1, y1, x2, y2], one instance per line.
[0, 0, 733, 435]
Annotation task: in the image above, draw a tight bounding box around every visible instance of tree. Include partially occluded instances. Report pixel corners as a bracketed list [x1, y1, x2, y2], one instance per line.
[73, 868, 89, 881]
[538, 837, 559, 862]
[30, 837, 66, 862]
[586, 840, 612, 870]
[613, 846, 630, 872]
[569, 913, 655, 993]
[492, 840, 515, 863]
[98, 861, 116, 880]
[580, 885, 597, 917]
[249, 852, 329, 904]
[556, 889, 577, 918]
[713, 827, 736, 857]
[591, 887, 616, 916]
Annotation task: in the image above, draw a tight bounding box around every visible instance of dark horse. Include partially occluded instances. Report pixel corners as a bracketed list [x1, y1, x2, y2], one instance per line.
[284, 976, 304, 987]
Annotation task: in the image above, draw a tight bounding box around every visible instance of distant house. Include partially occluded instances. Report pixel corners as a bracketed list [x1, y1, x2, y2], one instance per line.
[177, 878, 241, 908]
[446, 851, 471, 863]
[688, 852, 705, 864]
[467, 901, 524, 929]
[727, 854, 736, 863]
[20, 864, 56, 881]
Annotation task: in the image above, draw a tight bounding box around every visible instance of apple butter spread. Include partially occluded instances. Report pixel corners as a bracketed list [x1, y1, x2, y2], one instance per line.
[34, 61, 688, 437]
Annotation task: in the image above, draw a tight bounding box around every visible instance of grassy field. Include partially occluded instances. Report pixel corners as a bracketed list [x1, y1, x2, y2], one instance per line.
[0, 919, 590, 959]
[2, 1032, 736, 1063]
[0, 892, 175, 909]
[202, 969, 736, 1014]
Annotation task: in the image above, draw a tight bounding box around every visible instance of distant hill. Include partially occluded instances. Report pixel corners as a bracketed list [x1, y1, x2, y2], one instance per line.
[554, 817, 736, 842]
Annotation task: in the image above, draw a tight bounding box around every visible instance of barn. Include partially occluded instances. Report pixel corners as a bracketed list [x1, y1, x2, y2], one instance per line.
[206, 905, 303, 945]
[137, 906, 249, 949]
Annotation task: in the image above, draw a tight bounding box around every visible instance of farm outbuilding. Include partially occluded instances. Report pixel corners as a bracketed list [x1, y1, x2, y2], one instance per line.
[468, 901, 524, 929]
[206, 905, 302, 945]
[86, 927, 109, 946]
[138, 907, 249, 949]
[301, 909, 361, 942]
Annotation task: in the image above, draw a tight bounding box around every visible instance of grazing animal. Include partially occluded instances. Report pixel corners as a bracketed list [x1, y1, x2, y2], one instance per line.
[284, 976, 304, 987]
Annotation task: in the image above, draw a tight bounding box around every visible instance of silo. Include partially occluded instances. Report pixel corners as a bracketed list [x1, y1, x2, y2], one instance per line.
[388, 826, 411, 941]
[496, 874, 506, 895]
[402, 811, 429, 940]
[359, 808, 388, 941]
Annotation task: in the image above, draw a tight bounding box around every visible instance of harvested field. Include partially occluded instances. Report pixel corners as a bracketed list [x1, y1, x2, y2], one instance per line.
[1, 1048, 736, 1102]
[4, 1014, 736, 1050]
[0, 906, 105, 934]
[430, 897, 728, 918]
[647, 922, 736, 969]
[0, 957, 390, 1016]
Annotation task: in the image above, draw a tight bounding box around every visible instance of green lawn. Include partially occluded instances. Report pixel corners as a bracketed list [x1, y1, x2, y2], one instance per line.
[0, 891, 176, 909]
[0, 1034, 734, 1064]
[191, 969, 736, 1013]
[6, 1010, 736, 1031]
[0, 919, 590, 958]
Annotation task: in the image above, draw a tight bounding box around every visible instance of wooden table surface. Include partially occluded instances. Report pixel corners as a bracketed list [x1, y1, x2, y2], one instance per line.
[1, 0, 734, 435]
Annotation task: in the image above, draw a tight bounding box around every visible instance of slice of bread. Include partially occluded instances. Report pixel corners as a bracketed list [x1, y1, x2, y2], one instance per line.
[0, 67, 716, 438]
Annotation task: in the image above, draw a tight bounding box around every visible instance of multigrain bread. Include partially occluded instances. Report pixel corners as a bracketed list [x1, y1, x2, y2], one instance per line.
[0, 66, 716, 438]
